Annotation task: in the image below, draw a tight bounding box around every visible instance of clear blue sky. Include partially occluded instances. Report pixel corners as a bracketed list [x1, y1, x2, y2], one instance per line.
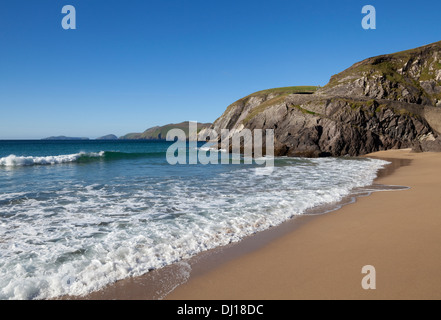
[0, 0, 440, 139]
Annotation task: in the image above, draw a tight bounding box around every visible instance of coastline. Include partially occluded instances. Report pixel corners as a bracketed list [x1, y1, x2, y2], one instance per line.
[73, 148, 435, 300]
[165, 149, 441, 300]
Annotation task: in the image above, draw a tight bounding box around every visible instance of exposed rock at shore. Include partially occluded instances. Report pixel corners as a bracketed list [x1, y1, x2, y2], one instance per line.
[201, 41, 441, 157]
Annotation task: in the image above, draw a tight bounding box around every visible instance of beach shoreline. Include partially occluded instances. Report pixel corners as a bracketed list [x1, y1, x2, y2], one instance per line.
[71, 148, 435, 300]
[165, 149, 441, 300]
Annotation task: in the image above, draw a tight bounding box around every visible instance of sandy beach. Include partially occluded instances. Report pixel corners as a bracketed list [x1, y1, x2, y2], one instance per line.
[79, 148, 441, 300]
[165, 149, 441, 300]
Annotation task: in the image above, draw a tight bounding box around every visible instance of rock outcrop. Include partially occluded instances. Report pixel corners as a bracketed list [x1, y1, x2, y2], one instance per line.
[201, 41, 441, 157]
[318, 41, 441, 106]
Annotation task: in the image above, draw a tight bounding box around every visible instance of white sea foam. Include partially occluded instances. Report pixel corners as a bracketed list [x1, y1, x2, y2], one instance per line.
[0, 152, 104, 167]
[197, 147, 227, 153]
[0, 192, 26, 201]
[0, 157, 390, 299]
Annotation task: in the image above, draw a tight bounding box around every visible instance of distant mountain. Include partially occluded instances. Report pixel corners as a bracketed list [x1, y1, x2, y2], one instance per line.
[120, 122, 212, 140]
[42, 136, 89, 141]
[96, 134, 118, 140]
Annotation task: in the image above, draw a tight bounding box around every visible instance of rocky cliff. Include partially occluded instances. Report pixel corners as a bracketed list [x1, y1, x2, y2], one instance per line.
[202, 41, 441, 157]
[318, 41, 441, 106]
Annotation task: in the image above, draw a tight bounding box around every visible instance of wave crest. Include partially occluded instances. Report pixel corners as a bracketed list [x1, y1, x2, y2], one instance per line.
[0, 152, 104, 167]
[0, 151, 166, 167]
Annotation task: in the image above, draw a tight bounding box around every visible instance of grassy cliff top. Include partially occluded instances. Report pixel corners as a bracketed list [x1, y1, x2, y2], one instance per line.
[241, 86, 319, 99]
[325, 41, 441, 89]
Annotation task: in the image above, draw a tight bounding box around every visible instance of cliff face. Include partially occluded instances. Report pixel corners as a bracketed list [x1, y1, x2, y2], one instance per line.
[203, 41, 441, 157]
[318, 41, 441, 106]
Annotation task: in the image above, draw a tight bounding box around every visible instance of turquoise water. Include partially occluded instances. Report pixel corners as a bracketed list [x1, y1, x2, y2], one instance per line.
[0, 140, 388, 299]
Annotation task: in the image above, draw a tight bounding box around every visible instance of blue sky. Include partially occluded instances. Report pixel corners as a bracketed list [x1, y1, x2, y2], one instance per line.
[0, 0, 440, 139]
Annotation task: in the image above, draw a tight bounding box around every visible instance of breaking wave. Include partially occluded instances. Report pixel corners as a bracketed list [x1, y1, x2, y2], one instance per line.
[0, 151, 164, 167]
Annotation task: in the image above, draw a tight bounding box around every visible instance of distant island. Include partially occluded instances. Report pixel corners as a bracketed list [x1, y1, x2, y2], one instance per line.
[42, 136, 89, 141]
[96, 134, 118, 140]
[41, 122, 212, 142]
[120, 121, 212, 140]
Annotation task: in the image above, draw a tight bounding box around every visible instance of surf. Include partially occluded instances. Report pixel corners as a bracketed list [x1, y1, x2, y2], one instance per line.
[0, 151, 164, 167]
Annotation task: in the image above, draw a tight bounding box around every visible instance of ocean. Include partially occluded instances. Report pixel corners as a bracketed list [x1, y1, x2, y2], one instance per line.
[0, 140, 388, 299]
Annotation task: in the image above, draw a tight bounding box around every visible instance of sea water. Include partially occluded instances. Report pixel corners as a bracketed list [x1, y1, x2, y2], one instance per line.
[0, 140, 388, 299]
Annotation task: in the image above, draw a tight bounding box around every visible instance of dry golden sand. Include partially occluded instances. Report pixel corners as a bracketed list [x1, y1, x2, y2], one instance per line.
[166, 149, 441, 300]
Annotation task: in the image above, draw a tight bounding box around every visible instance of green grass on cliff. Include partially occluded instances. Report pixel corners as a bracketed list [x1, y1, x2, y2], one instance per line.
[233, 86, 319, 108]
[325, 41, 441, 87]
[247, 86, 319, 96]
[323, 41, 441, 107]
[225, 86, 319, 124]
[290, 104, 319, 115]
[242, 95, 289, 124]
